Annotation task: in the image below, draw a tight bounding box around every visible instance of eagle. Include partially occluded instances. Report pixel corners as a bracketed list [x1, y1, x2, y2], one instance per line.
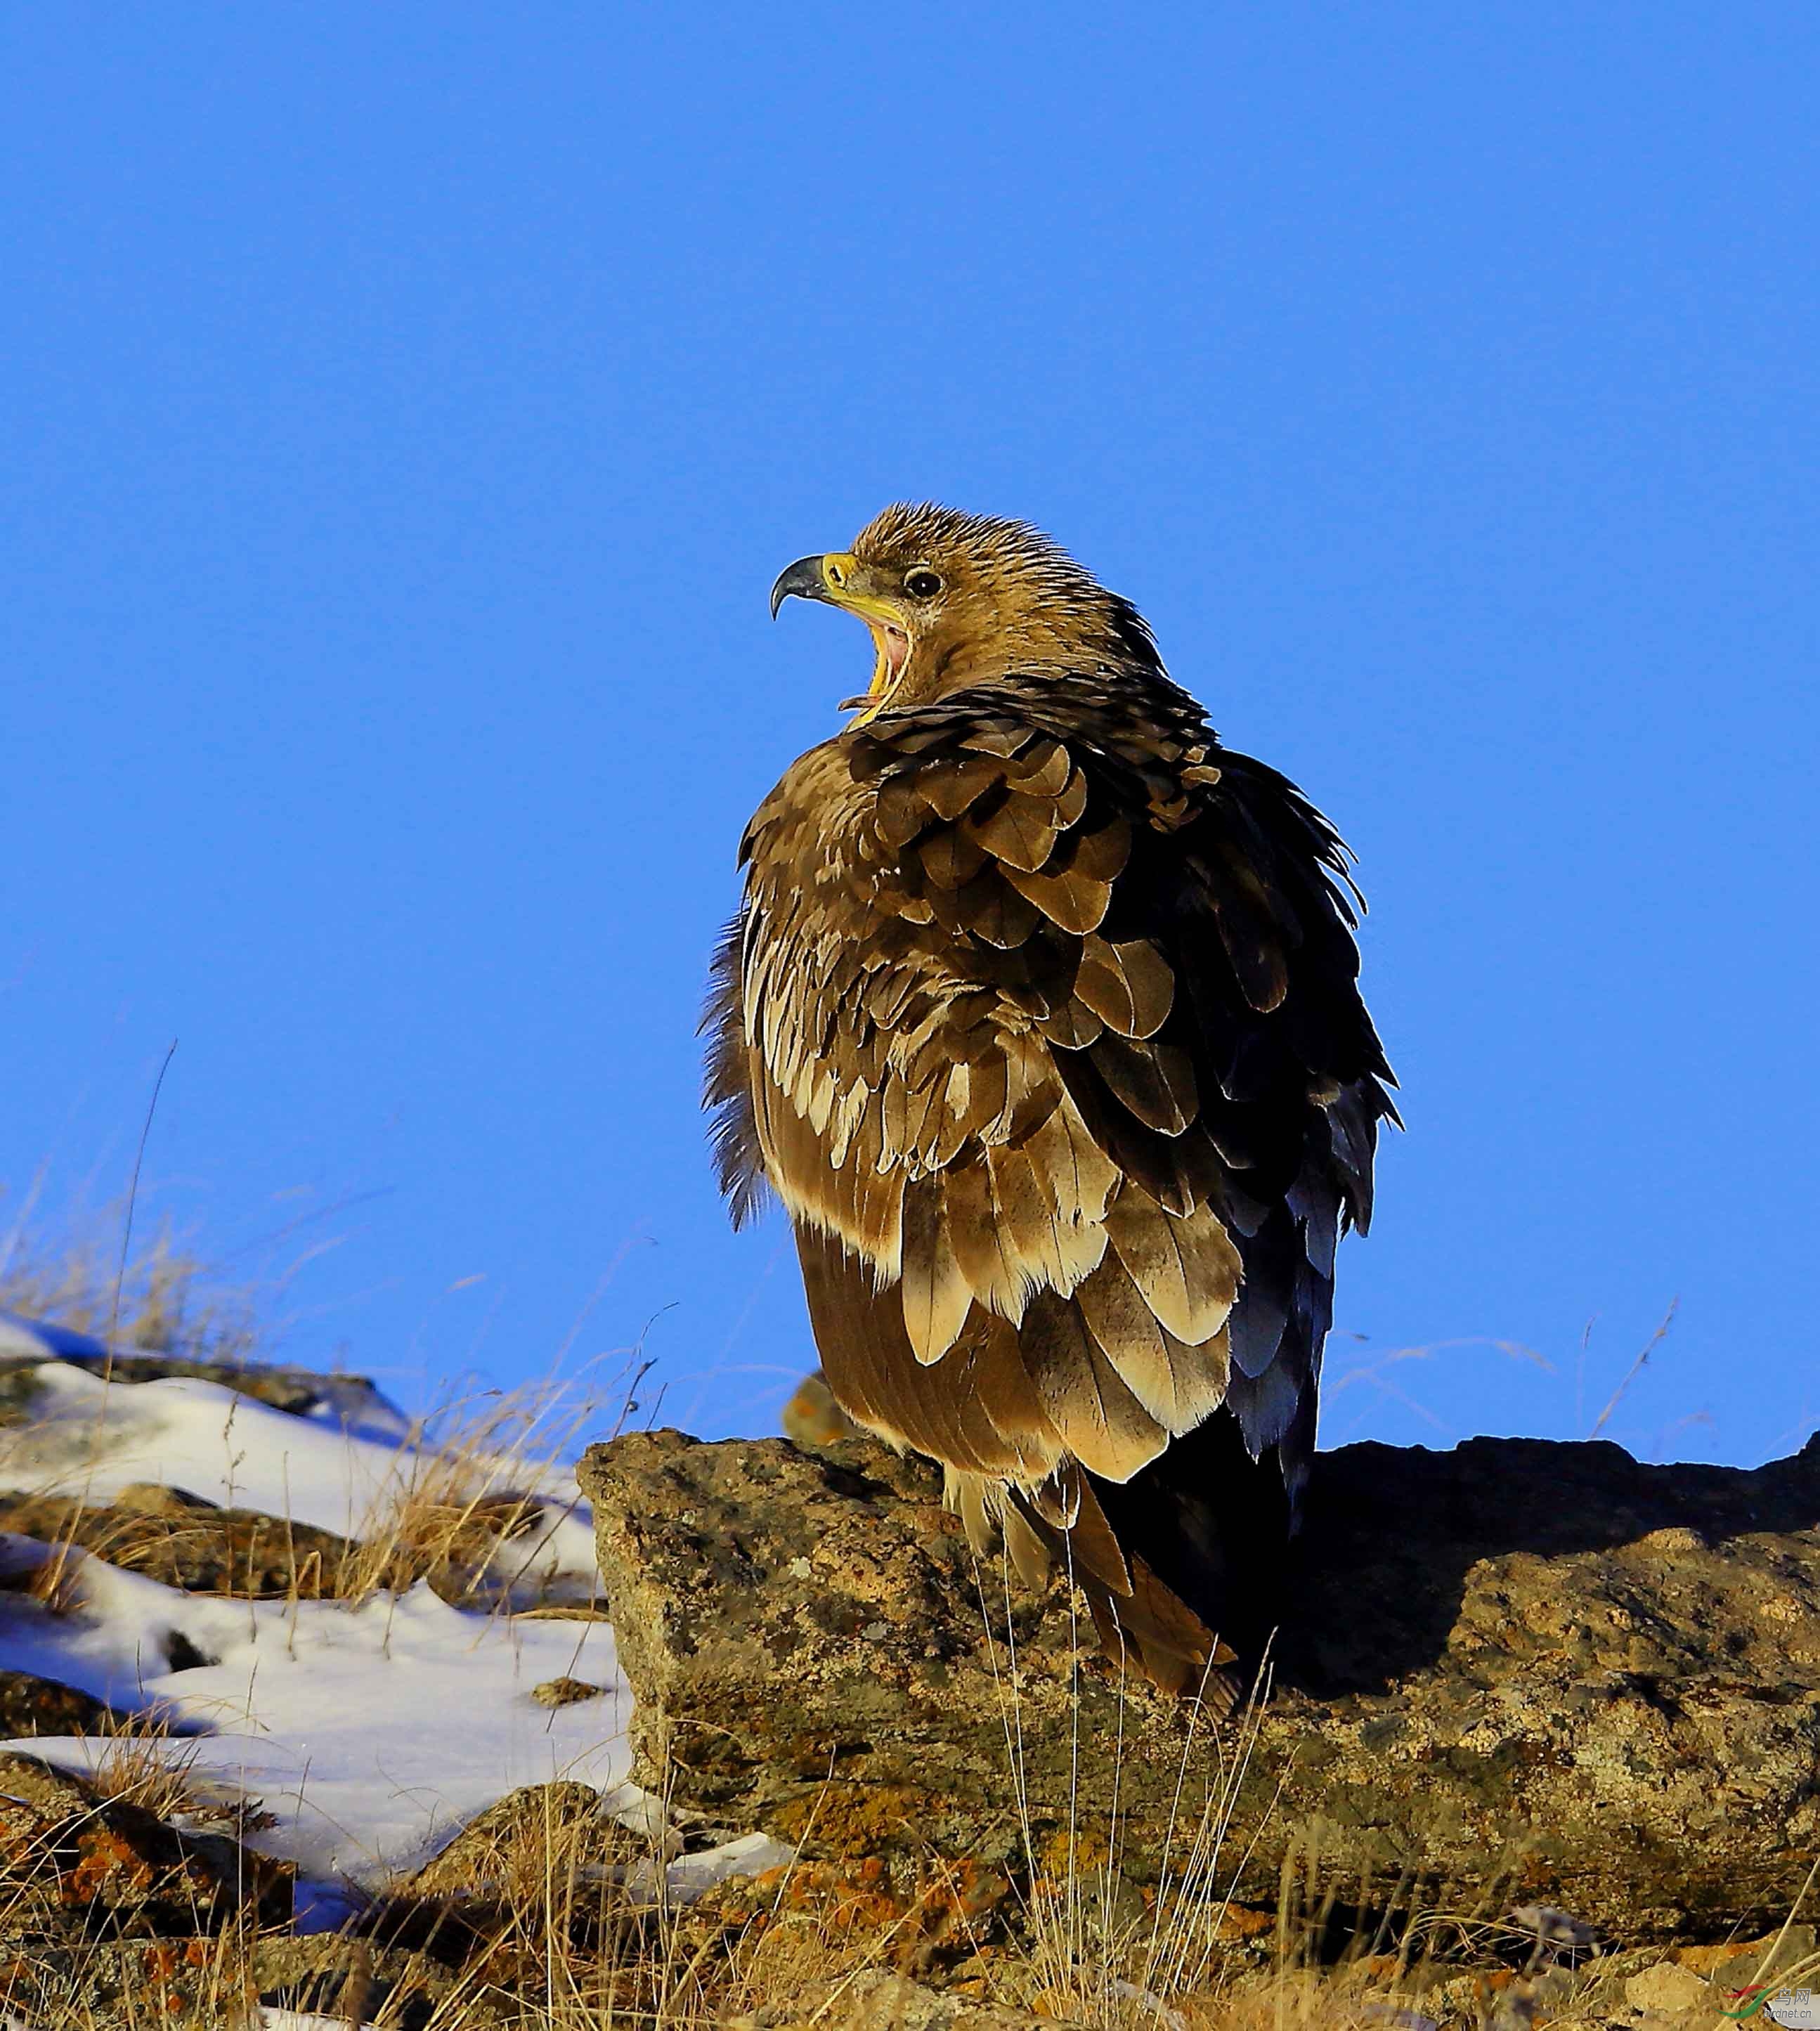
[706, 504, 1396, 1697]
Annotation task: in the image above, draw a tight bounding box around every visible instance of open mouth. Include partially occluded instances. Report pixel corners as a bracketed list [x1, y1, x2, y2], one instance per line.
[842, 622, 912, 713]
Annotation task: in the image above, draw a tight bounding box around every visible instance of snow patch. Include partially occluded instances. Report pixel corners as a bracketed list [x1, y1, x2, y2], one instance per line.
[1, 1557, 635, 1883]
[1, 1359, 436, 1536]
[0, 1336, 793, 1907]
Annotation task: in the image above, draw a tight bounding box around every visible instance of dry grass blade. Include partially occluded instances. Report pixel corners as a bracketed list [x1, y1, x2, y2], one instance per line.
[1588, 1299, 1680, 1439]
[374, 1781, 736, 2029]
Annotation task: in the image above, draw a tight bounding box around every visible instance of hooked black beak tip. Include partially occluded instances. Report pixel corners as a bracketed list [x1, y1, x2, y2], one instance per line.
[770, 554, 827, 620]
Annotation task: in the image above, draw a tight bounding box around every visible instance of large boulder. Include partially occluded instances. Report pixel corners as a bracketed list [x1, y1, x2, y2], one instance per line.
[577, 1425, 1820, 1940]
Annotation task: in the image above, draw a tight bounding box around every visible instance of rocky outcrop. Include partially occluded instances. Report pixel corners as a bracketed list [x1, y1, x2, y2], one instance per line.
[406, 1779, 639, 1897]
[578, 1425, 1820, 1941]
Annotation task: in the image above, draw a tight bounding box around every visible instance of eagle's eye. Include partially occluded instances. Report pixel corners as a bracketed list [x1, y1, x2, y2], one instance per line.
[903, 569, 943, 600]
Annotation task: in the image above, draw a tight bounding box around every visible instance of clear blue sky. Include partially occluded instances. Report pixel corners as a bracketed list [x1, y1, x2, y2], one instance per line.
[5, 7, 1815, 1465]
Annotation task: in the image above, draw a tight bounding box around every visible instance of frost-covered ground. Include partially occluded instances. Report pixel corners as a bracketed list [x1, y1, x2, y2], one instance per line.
[0, 1312, 787, 1923]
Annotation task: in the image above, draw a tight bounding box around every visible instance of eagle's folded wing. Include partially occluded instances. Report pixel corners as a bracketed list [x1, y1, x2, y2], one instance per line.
[706, 681, 1394, 1515]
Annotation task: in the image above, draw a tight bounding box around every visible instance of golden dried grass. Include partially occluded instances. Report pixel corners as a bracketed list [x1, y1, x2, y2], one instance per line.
[0, 1184, 260, 1369]
[330, 1361, 637, 1613]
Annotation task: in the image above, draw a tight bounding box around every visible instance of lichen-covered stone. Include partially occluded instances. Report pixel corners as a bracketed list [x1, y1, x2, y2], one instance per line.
[0, 1751, 100, 1816]
[0, 1772, 292, 1947]
[578, 1425, 1820, 1938]
[531, 1674, 606, 1708]
[0, 1933, 462, 2031]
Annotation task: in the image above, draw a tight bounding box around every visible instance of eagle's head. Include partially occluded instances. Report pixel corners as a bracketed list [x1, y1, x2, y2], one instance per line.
[770, 502, 1162, 722]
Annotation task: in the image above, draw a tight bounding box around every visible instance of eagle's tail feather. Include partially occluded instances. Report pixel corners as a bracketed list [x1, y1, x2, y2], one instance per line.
[1007, 1408, 1292, 1701]
[992, 1413, 1285, 1705]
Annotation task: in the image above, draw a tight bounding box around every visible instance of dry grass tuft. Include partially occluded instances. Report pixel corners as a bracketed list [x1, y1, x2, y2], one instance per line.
[334, 1364, 639, 1612]
[82, 1715, 217, 1826]
[415, 1792, 732, 2027]
[0, 1186, 261, 1368]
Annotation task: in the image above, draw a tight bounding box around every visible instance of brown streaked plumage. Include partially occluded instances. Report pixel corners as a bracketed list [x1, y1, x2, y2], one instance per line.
[707, 504, 1397, 1697]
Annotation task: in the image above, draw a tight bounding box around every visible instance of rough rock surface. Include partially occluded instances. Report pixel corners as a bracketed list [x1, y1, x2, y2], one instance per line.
[727, 1968, 1070, 2031]
[0, 1932, 455, 2031]
[0, 1751, 108, 1816]
[407, 1779, 639, 1896]
[578, 1425, 1820, 1940]
[531, 1674, 609, 1708]
[0, 1753, 299, 2027]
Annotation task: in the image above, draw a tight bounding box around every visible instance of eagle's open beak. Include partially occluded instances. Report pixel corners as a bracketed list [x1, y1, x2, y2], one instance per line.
[769, 551, 912, 722]
[769, 555, 831, 620]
